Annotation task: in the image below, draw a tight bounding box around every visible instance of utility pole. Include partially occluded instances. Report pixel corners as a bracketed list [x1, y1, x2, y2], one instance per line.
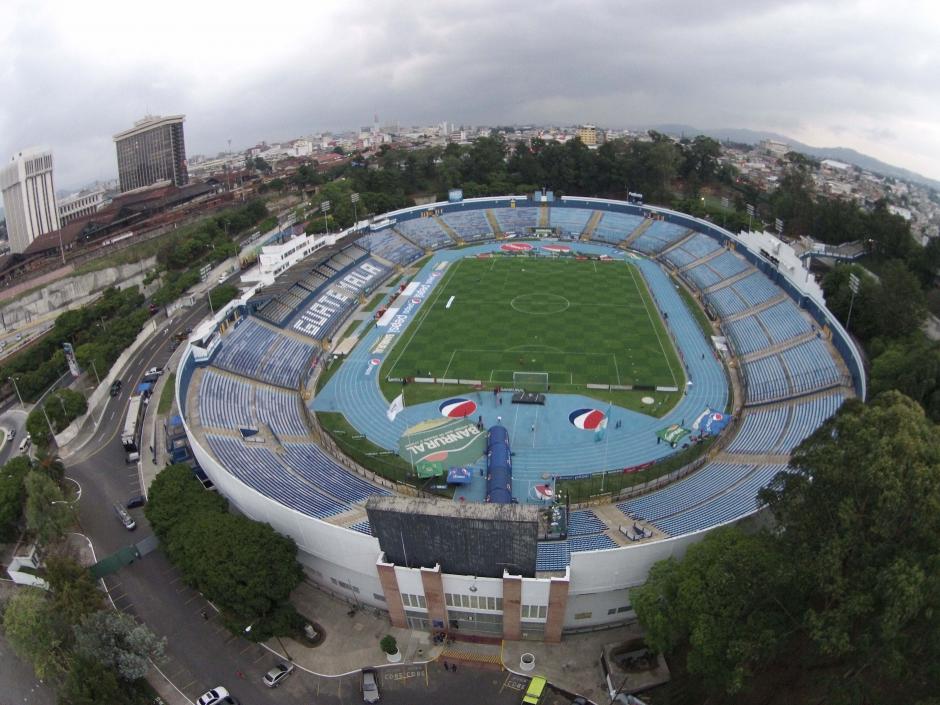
[8, 376, 24, 406]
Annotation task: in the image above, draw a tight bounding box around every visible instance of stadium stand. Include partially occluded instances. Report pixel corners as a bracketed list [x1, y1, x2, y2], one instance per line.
[358, 230, 423, 264]
[199, 370, 254, 430]
[592, 212, 645, 244]
[619, 462, 755, 522]
[743, 354, 791, 403]
[536, 541, 570, 571]
[281, 442, 391, 503]
[568, 534, 617, 552]
[255, 386, 309, 437]
[442, 210, 495, 241]
[775, 393, 843, 453]
[493, 206, 539, 233]
[212, 318, 315, 388]
[779, 337, 842, 394]
[631, 220, 690, 254]
[395, 218, 453, 250]
[650, 465, 787, 536]
[348, 520, 372, 536]
[726, 315, 772, 356]
[566, 510, 607, 536]
[726, 406, 789, 454]
[206, 435, 347, 519]
[663, 232, 721, 267]
[549, 208, 594, 237]
[706, 272, 780, 317]
[758, 300, 814, 343]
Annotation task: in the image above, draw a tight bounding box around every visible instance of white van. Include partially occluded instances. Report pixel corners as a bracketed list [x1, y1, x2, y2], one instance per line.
[18, 434, 31, 454]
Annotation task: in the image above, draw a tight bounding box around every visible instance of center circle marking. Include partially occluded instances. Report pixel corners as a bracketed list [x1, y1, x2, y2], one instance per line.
[510, 293, 570, 315]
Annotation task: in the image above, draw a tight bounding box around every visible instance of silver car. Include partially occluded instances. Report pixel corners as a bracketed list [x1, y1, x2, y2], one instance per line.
[263, 662, 294, 688]
[361, 668, 380, 703]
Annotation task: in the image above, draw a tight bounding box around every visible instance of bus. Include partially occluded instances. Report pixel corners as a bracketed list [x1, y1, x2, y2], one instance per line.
[121, 394, 145, 452]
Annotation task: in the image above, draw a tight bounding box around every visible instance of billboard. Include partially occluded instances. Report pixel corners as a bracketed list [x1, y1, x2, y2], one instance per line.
[399, 417, 486, 478]
[448, 189, 463, 202]
[63, 342, 81, 378]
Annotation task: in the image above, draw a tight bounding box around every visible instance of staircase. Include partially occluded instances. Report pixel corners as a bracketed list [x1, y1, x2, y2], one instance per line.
[620, 218, 653, 248]
[581, 210, 603, 240]
[432, 215, 463, 244]
[485, 209, 503, 238]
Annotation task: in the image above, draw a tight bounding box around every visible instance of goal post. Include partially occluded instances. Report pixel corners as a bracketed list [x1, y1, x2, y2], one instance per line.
[512, 371, 549, 392]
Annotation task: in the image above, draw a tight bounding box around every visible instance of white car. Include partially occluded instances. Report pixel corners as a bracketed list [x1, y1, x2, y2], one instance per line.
[196, 687, 230, 705]
[146, 366, 163, 376]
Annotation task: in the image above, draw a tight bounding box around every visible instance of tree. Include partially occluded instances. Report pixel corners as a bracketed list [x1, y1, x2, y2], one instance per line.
[33, 448, 65, 483]
[45, 553, 103, 627]
[144, 463, 228, 542]
[59, 655, 126, 705]
[0, 456, 31, 540]
[761, 392, 940, 699]
[73, 610, 166, 681]
[631, 527, 796, 695]
[24, 470, 71, 545]
[1, 587, 69, 679]
[166, 510, 303, 622]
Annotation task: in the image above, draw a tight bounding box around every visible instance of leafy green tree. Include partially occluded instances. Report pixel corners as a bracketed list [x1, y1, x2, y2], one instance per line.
[209, 283, 239, 311]
[0, 456, 31, 540]
[24, 470, 71, 545]
[1, 587, 69, 679]
[145, 463, 228, 541]
[166, 510, 303, 622]
[45, 554, 103, 627]
[59, 655, 126, 705]
[73, 610, 165, 680]
[875, 260, 927, 339]
[632, 527, 795, 695]
[761, 392, 940, 699]
[33, 448, 66, 483]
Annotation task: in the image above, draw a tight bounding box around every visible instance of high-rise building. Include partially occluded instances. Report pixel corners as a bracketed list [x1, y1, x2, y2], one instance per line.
[113, 114, 188, 193]
[0, 147, 61, 254]
[577, 124, 598, 146]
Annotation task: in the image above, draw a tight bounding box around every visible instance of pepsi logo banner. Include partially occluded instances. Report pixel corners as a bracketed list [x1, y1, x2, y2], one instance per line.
[439, 397, 478, 418]
[569, 408, 606, 430]
[500, 242, 533, 252]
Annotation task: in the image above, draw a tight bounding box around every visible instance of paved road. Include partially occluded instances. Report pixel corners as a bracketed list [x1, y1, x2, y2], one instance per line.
[0, 630, 57, 705]
[0, 408, 27, 467]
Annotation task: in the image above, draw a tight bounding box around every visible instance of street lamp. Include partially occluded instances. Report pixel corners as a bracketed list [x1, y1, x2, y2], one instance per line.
[8, 376, 24, 406]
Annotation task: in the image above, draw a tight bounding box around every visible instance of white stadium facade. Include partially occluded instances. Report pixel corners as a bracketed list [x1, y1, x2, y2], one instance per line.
[175, 194, 865, 643]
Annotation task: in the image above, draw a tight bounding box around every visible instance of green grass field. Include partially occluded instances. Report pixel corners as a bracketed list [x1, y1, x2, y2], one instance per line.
[381, 257, 684, 407]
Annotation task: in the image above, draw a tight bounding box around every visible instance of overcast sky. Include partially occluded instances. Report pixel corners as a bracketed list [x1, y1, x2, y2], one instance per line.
[2, 0, 939, 190]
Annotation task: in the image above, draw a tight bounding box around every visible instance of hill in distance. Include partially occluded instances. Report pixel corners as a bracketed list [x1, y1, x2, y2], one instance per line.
[642, 123, 940, 192]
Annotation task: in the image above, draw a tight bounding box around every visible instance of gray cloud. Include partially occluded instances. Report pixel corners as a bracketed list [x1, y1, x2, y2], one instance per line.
[1, 0, 938, 189]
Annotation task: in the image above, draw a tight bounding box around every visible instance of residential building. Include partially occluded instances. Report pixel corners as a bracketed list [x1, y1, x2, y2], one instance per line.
[577, 124, 598, 146]
[113, 114, 188, 193]
[0, 147, 60, 254]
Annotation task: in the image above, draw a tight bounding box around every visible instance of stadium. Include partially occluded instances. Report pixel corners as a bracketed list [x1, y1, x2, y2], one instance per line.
[175, 193, 865, 642]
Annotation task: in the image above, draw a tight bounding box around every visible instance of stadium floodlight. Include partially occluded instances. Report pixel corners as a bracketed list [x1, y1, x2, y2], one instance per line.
[321, 200, 331, 234]
[746, 203, 755, 232]
[846, 272, 861, 332]
[350, 192, 360, 229]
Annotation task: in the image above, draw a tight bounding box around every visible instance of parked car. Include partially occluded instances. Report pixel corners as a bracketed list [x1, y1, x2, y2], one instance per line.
[6, 428, 15, 443]
[263, 662, 294, 688]
[361, 668, 380, 703]
[109, 380, 123, 397]
[126, 495, 146, 509]
[113, 503, 136, 531]
[196, 687, 230, 705]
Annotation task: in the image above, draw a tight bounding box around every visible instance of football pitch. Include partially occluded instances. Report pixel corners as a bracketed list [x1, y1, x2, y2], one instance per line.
[382, 256, 684, 396]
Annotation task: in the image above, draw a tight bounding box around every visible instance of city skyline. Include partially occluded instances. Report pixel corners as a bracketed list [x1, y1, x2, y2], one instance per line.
[1, 0, 938, 190]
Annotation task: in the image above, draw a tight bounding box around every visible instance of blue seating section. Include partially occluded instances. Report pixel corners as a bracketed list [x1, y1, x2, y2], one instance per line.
[213, 319, 315, 388]
[592, 212, 645, 244]
[780, 338, 842, 394]
[758, 300, 813, 344]
[256, 386, 308, 436]
[395, 218, 452, 250]
[726, 407, 789, 454]
[651, 465, 787, 536]
[200, 370, 253, 429]
[776, 393, 843, 453]
[536, 542, 570, 571]
[358, 230, 422, 265]
[549, 208, 593, 236]
[442, 210, 494, 241]
[744, 355, 791, 402]
[568, 534, 617, 552]
[663, 233, 721, 268]
[566, 510, 606, 536]
[708, 251, 750, 279]
[686, 262, 725, 289]
[206, 435, 347, 519]
[494, 207, 538, 233]
[726, 316, 772, 355]
[706, 272, 780, 317]
[619, 463, 755, 522]
[348, 520, 372, 536]
[281, 443, 390, 503]
[631, 220, 689, 254]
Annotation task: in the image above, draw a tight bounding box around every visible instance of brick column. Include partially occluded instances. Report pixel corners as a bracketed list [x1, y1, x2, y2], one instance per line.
[502, 572, 522, 640]
[376, 557, 406, 628]
[544, 574, 570, 643]
[420, 565, 447, 631]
